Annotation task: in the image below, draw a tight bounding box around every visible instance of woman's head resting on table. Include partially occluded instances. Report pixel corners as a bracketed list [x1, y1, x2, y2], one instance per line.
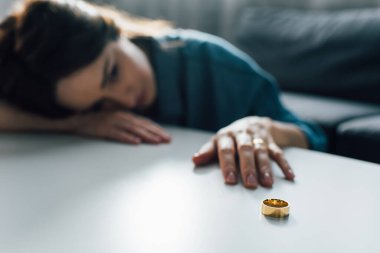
[0, 0, 170, 118]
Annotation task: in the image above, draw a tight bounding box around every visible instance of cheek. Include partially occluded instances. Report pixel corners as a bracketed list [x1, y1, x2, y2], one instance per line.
[119, 46, 152, 85]
[113, 60, 141, 95]
[56, 82, 103, 111]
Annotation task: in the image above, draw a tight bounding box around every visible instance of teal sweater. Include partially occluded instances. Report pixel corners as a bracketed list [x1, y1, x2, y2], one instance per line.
[140, 30, 327, 151]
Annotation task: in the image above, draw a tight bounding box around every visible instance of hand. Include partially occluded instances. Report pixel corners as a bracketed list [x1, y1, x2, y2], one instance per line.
[70, 110, 171, 144]
[192, 116, 296, 189]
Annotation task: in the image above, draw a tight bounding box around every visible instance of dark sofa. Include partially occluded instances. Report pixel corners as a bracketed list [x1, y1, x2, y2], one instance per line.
[235, 7, 380, 163]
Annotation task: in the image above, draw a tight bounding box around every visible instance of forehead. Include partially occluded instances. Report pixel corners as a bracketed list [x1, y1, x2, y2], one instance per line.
[59, 43, 111, 87]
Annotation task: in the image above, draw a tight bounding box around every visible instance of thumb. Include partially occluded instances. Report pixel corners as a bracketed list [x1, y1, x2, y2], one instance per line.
[192, 138, 216, 166]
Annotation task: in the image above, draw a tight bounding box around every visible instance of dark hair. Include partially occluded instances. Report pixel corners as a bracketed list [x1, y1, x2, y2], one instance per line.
[0, 0, 170, 118]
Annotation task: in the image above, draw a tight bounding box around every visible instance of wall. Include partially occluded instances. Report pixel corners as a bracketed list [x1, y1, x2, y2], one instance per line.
[2, 0, 380, 41]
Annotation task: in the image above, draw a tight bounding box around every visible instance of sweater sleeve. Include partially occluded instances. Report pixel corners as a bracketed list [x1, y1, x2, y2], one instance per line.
[251, 72, 327, 151]
[159, 29, 327, 151]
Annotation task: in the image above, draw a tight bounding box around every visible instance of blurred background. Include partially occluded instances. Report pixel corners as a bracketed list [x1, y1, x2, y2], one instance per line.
[2, 0, 380, 42]
[1, 0, 380, 163]
[94, 0, 380, 43]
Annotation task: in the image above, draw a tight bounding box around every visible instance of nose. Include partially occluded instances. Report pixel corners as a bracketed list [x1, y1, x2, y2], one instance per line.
[106, 90, 137, 109]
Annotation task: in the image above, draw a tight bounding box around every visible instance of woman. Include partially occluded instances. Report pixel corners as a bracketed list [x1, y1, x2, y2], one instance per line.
[0, 0, 326, 189]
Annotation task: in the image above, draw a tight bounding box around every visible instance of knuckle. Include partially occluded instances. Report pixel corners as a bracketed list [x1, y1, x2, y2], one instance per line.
[254, 147, 266, 154]
[239, 144, 253, 152]
[220, 147, 234, 155]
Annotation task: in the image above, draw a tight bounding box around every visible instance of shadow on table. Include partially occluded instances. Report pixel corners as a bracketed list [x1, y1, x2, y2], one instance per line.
[264, 215, 290, 225]
[192, 163, 219, 175]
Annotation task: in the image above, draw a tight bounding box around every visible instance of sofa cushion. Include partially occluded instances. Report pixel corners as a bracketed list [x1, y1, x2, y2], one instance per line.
[336, 115, 380, 164]
[282, 92, 380, 151]
[236, 7, 380, 104]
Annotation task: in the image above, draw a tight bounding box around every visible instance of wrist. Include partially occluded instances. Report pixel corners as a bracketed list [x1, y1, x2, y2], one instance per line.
[271, 121, 309, 149]
[27, 114, 80, 133]
[52, 114, 84, 133]
[0, 102, 79, 132]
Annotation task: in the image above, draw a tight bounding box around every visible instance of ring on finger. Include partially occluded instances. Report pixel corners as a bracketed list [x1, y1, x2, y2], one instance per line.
[252, 137, 266, 149]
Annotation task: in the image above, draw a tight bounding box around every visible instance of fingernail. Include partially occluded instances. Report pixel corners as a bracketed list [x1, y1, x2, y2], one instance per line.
[162, 136, 172, 143]
[288, 169, 295, 178]
[263, 172, 272, 186]
[246, 174, 257, 188]
[193, 152, 200, 157]
[226, 171, 237, 184]
[161, 135, 170, 141]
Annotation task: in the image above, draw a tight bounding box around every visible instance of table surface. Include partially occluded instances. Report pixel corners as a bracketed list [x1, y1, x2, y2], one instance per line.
[1, 127, 380, 253]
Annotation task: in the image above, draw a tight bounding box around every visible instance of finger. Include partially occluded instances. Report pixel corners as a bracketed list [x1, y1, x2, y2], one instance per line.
[235, 132, 258, 189]
[254, 146, 273, 188]
[192, 138, 216, 166]
[117, 121, 162, 144]
[146, 121, 171, 142]
[217, 135, 238, 185]
[107, 129, 141, 145]
[268, 143, 295, 180]
[132, 116, 171, 142]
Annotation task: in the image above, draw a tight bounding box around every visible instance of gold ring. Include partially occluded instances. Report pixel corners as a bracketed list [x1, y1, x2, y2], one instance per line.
[261, 199, 290, 218]
[252, 138, 265, 148]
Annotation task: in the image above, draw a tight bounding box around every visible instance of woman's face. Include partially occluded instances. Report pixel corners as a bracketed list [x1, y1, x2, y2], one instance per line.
[56, 37, 156, 112]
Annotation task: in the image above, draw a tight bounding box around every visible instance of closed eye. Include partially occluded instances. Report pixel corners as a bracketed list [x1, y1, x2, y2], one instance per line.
[108, 64, 119, 84]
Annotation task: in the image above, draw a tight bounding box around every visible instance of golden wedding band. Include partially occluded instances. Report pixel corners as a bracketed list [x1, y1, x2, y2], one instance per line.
[261, 199, 290, 218]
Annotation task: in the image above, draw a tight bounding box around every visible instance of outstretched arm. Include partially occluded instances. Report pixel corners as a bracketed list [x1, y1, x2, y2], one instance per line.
[0, 102, 72, 132]
[0, 102, 171, 144]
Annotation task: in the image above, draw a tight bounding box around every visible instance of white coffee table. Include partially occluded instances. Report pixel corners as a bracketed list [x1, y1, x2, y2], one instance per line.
[1, 127, 379, 253]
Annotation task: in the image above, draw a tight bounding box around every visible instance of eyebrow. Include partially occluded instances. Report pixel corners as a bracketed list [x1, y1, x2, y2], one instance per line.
[101, 58, 110, 88]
